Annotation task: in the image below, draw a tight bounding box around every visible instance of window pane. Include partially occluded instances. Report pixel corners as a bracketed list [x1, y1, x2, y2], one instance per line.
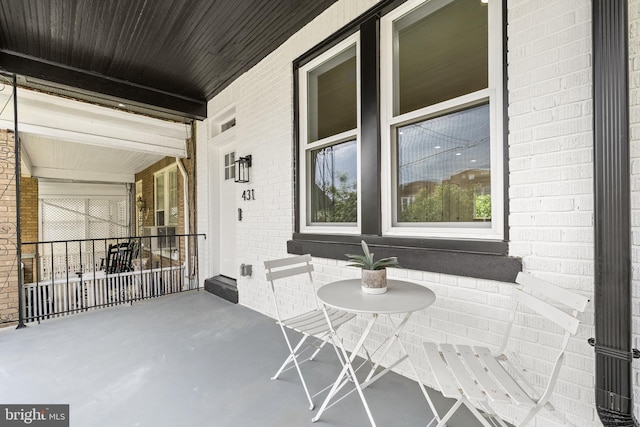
[156, 211, 165, 226]
[394, 0, 488, 115]
[396, 103, 490, 223]
[309, 140, 357, 223]
[155, 175, 165, 210]
[169, 170, 178, 225]
[308, 46, 357, 141]
[224, 151, 235, 181]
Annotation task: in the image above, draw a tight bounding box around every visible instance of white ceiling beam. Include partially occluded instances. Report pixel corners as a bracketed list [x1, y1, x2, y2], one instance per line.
[0, 119, 185, 158]
[0, 89, 189, 157]
[15, 88, 192, 138]
[31, 167, 135, 183]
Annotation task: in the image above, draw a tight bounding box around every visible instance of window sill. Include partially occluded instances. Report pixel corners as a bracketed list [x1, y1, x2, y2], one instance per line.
[287, 233, 521, 283]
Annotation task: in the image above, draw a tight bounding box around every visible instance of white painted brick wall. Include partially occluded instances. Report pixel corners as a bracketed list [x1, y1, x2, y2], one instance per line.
[508, 1, 597, 425]
[630, 0, 640, 422]
[202, 0, 382, 320]
[195, 0, 609, 426]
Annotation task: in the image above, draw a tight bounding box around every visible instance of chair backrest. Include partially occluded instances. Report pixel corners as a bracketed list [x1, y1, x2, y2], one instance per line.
[500, 272, 589, 347]
[497, 272, 590, 396]
[264, 254, 315, 321]
[105, 241, 136, 274]
[514, 272, 589, 333]
[129, 239, 140, 260]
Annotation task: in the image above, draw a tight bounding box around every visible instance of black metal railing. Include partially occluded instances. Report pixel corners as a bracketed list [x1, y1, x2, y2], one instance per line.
[19, 233, 205, 323]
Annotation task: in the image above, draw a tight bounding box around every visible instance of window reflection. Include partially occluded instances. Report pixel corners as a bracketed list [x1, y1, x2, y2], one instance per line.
[396, 103, 491, 223]
[310, 140, 358, 223]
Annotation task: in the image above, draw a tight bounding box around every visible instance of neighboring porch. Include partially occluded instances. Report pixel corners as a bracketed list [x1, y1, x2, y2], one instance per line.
[19, 235, 204, 324]
[0, 291, 479, 427]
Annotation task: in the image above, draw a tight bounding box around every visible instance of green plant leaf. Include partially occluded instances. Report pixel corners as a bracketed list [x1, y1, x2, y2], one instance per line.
[372, 257, 399, 270]
[346, 254, 368, 263]
[361, 240, 371, 261]
[345, 240, 399, 270]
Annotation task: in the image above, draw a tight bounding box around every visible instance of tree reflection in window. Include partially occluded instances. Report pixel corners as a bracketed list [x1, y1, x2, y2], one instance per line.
[396, 103, 491, 224]
[310, 140, 357, 223]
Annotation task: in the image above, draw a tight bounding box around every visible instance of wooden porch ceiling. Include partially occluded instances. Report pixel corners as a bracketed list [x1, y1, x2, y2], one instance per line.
[0, 0, 338, 120]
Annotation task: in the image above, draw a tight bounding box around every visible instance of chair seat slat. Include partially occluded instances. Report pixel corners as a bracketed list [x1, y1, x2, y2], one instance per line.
[285, 311, 330, 334]
[474, 346, 535, 407]
[439, 344, 486, 401]
[284, 308, 355, 335]
[457, 345, 510, 403]
[284, 307, 340, 327]
[283, 308, 325, 326]
[422, 342, 461, 399]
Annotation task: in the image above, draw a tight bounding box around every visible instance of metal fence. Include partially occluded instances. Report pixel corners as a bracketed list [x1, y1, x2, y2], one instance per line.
[20, 233, 205, 323]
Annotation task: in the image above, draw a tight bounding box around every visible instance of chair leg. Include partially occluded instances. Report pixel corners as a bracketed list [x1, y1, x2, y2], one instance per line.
[434, 398, 463, 427]
[275, 328, 315, 410]
[516, 404, 544, 427]
[272, 334, 308, 380]
[309, 337, 328, 361]
[432, 396, 495, 427]
[290, 347, 315, 410]
[461, 398, 496, 427]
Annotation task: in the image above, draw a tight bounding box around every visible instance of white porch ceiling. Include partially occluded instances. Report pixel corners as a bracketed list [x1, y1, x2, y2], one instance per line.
[0, 86, 190, 183]
[21, 135, 166, 183]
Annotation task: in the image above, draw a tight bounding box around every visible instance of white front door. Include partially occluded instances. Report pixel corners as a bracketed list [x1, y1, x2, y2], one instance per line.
[219, 145, 237, 278]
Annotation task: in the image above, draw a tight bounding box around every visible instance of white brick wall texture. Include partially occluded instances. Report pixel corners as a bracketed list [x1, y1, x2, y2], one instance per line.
[508, 1, 597, 425]
[192, 0, 631, 426]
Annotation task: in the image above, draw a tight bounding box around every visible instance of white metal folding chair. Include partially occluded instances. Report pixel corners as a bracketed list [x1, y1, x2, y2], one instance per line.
[422, 272, 590, 427]
[264, 254, 356, 410]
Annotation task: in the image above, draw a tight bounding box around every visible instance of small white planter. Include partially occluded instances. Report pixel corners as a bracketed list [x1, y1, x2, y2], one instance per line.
[361, 269, 387, 294]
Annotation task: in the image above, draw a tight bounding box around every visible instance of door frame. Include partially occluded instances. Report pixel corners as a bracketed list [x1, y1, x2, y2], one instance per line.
[207, 126, 237, 279]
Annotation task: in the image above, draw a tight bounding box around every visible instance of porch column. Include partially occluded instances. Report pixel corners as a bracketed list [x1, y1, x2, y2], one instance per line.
[0, 129, 19, 326]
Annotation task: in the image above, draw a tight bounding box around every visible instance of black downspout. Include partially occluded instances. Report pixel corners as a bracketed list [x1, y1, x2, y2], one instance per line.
[592, 0, 637, 425]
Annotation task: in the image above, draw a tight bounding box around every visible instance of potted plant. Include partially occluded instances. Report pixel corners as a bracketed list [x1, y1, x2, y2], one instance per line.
[346, 240, 399, 294]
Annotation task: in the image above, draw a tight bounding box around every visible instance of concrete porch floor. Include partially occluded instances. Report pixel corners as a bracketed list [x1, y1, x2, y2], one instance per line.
[0, 291, 480, 427]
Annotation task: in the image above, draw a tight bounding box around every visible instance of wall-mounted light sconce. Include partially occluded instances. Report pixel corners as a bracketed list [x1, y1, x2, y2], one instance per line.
[136, 195, 150, 222]
[136, 195, 146, 212]
[234, 154, 252, 183]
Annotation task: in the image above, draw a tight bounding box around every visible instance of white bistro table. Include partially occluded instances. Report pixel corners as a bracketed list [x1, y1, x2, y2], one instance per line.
[312, 278, 436, 426]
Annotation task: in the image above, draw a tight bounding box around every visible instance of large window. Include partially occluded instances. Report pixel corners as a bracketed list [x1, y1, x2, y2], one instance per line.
[292, 0, 510, 278]
[382, 0, 503, 239]
[155, 166, 178, 226]
[296, 0, 503, 244]
[298, 34, 360, 234]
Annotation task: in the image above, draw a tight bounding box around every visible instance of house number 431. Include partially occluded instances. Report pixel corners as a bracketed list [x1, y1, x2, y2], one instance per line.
[241, 189, 255, 201]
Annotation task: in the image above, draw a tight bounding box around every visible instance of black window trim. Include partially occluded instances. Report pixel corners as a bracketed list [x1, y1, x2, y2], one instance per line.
[290, 0, 520, 282]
